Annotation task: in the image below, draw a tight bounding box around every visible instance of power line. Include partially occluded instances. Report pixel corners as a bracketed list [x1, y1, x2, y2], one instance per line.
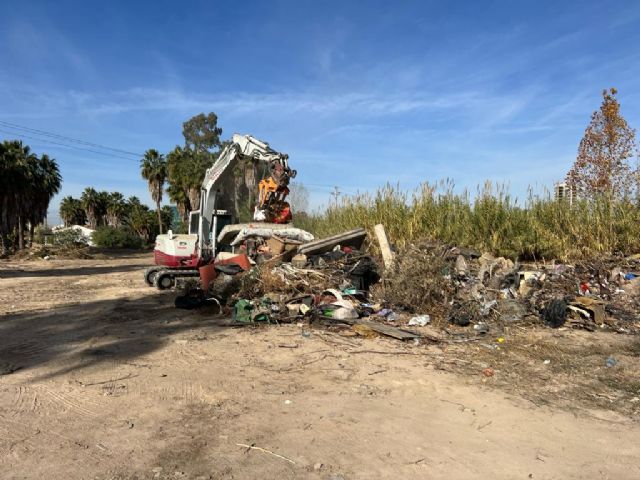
[0, 120, 143, 158]
[0, 127, 140, 162]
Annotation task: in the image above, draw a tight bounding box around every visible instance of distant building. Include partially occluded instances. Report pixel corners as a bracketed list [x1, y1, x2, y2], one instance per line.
[554, 182, 576, 205]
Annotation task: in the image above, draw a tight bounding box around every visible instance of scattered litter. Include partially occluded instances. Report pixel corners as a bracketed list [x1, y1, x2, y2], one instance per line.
[605, 357, 618, 368]
[408, 315, 431, 327]
[543, 300, 568, 328]
[482, 367, 495, 377]
[170, 225, 640, 343]
[473, 323, 489, 334]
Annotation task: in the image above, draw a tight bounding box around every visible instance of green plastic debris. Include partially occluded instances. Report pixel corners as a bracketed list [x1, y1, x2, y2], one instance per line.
[233, 299, 254, 323]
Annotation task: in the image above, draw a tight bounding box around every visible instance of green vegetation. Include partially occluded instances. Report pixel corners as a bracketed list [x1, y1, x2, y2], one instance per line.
[0, 140, 62, 254]
[140, 149, 167, 234]
[60, 189, 172, 246]
[295, 182, 640, 260]
[53, 228, 88, 247]
[92, 226, 143, 249]
[299, 88, 640, 261]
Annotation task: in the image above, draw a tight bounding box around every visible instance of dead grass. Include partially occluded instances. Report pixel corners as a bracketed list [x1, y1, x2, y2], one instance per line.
[378, 241, 455, 323]
[445, 328, 640, 417]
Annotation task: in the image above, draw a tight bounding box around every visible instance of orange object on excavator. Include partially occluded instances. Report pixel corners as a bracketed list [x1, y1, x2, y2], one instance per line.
[256, 157, 296, 223]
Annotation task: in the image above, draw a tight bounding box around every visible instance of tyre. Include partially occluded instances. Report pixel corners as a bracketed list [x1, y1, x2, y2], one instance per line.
[154, 272, 174, 290]
[144, 267, 160, 286]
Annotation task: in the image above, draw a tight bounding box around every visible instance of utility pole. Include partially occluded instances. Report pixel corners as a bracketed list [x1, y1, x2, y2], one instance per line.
[330, 186, 341, 206]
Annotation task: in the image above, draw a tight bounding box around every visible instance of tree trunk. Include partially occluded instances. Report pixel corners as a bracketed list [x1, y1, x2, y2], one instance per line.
[18, 216, 24, 250]
[156, 201, 163, 235]
[188, 188, 200, 215]
[0, 234, 7, 257]
[29, 223, 35, 246]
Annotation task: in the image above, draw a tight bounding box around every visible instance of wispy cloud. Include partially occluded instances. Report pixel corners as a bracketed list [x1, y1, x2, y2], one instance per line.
[2, 83, 536, 132]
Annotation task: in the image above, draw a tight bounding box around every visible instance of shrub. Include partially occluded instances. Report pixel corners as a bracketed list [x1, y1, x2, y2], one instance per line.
[92, 226, 143, 249]
[53, 228, 88, 247]
[33, 225, 53, 244]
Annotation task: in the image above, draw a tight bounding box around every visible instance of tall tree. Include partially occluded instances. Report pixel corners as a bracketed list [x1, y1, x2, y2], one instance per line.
[166, 146, 213, 222]
[81, 187, 100, 228]
[567, 88, 638, 199]
[140, 149, 167, 234]
[0, 141, 25, 251]
[0, 140, 62, 252]
[14, 142, 37, 249]
[59, 196, 86, 227]
[106, 192, 127, 227]
[182, 112, 223, 153]
[27, 153, 61, 244]
[125, 196, 153, 242]
[96, 191, 110, 226]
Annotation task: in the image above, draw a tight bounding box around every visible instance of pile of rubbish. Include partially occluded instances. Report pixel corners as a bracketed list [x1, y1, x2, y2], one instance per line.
[185, 227, 420, 341]
[183, 226, 640, 339]
[382, 242, 640, 334]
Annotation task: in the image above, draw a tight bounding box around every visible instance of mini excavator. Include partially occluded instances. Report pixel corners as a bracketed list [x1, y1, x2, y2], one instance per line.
[144, 134, 297, 290]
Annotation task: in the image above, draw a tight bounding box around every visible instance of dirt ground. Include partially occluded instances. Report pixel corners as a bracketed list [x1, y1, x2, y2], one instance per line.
[1, 252, 639, 480]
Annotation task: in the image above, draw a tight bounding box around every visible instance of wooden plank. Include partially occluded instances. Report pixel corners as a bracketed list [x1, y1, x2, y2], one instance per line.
[297, 228, 367, 255]
[321, 316, 419, 341]
[374, 224, 394, 269]
[358, 320, 419, 340]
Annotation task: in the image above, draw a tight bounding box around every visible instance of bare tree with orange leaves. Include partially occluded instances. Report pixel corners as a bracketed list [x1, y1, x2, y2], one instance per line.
[567, 88, 637, 199]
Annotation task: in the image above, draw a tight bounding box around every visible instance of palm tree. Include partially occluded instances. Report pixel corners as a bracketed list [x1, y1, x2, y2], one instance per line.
[125, 196, 152, 241]
[166, 183, 189, 223]
[60, 196, 82, 226]
[27, 153, 61, 245]
[141, 149, 167, 235]
[0, 141, 20, 253]
[95, 191, 110, 226]
[0, 140, 62, 252]
[81, 187, 99, 228]
[166, 146, 192, 222]
[13, 142, 38, 249]
[106, 192, 126, 226]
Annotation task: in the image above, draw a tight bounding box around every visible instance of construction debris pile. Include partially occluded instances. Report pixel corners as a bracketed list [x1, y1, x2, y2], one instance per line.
[186, 228, 640, 340]
[381, 241, 640, 334]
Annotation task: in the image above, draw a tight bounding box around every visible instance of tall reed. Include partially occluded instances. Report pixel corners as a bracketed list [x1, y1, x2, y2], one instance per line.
[294, 182, 640, 260]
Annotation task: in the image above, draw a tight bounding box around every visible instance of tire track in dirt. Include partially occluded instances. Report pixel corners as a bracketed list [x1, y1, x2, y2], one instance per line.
[9, 385, 38, 417]
[6, 383, 105, 419]
[33, 384, 102, 418]
[0, 415, 106, 465]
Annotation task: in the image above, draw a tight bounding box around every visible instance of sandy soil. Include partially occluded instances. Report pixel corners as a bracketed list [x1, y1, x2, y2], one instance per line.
[1, 253, 639, 480]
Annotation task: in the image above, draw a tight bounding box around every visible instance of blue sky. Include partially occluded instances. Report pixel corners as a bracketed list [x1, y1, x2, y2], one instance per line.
[2, 1, 640, 222]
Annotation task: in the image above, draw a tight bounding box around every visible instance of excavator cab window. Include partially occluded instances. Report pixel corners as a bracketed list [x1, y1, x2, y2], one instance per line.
[189, 211, 200, 235]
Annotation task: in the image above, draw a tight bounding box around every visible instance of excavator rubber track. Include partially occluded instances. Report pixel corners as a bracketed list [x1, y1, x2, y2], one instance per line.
[152, 268, 200, 290]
